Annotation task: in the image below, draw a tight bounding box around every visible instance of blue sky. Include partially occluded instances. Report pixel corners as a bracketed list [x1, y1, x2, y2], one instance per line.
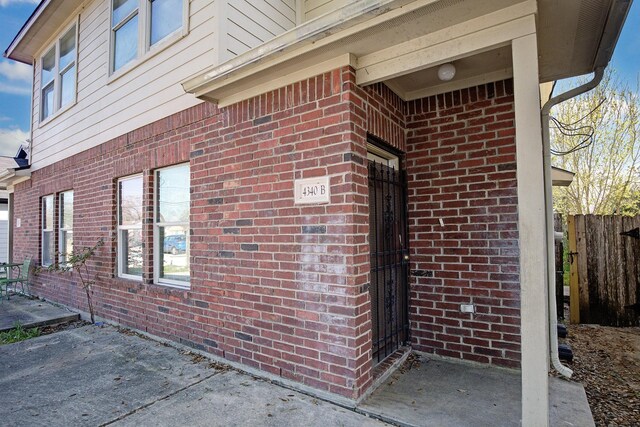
[0, 1, 637, 157]
[0, 0, 38, 157]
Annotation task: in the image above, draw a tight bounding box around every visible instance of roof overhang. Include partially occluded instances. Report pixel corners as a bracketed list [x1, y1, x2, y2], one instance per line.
[4, 0, 84, 64]
[0, 167, 30, 191]
[551, 166, 576, 187]
[0, 149, 30, 190]
[182, 0, 632, 106]
[537, 0, 632, 82]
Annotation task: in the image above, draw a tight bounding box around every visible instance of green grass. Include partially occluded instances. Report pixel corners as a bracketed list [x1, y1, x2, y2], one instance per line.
[0, 322, 41, 345]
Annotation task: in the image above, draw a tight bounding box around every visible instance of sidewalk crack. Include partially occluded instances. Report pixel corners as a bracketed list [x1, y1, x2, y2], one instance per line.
[100, 371, 221, 426]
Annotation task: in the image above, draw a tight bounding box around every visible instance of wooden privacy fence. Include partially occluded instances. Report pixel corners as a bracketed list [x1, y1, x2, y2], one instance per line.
[568, 215, 640, 326]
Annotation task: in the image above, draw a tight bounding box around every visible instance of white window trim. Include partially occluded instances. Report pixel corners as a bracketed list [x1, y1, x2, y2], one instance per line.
[367, 143, 399, 169]
[117, 174, 143, 281]
[38, 18, 79, 127]
[41, 194, 54, 267]
[154, 163, 190, 288]
[108, 0, 190, 81]
[58, 191, 74, 265]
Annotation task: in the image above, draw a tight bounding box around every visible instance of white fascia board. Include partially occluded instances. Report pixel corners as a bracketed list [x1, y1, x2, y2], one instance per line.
[182, 0, 439, 97]
[551, 166, 575, 187]
[4, 0, 51, 63]
[216, 54, 357, 107]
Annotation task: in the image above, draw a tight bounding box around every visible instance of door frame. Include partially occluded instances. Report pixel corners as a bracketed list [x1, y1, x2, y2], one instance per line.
[366, 135, 410, 364]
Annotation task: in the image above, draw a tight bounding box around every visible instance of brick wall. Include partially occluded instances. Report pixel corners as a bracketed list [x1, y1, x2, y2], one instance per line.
[12, 68, 522, 403]
[405, 80, 521, 368]
[14, 67, 375, 399]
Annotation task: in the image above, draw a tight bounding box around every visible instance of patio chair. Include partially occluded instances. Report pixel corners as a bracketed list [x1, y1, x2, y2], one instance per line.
[0, 258, 32, 300]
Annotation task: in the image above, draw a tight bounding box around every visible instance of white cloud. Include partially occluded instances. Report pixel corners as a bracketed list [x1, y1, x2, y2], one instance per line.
[0, 128, 28, 157]
[0, 0, 39, 7]
[0, 82, 30, 96]
[0, 60, 31, 83]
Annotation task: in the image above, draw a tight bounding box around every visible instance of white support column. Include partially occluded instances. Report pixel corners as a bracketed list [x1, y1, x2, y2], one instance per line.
[512, 33, 549, 427]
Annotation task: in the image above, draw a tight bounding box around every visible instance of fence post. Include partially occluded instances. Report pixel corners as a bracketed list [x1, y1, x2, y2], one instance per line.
[554, 214, 564, 318]
[576, 215, 591, 323]
[567, 215, 580, 324]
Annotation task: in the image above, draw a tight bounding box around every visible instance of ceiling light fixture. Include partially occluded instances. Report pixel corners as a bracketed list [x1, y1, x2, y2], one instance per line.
[437, 63, 456, 81]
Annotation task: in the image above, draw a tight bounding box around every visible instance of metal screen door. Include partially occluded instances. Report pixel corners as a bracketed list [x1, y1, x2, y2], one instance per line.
[368, 158, 409, 364]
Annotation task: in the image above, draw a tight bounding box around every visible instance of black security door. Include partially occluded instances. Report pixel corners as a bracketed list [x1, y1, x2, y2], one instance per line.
[368, 158, 409, 364]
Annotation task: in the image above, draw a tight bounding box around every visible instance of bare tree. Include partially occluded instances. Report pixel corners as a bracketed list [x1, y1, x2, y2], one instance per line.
[552, 69, 640, 215]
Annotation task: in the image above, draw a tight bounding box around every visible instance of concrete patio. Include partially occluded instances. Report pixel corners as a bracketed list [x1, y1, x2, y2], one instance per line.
[0, 297, 594, 426]
[0, 295, 79, 332]
[359, 354, 595, 427]
[0, 325, 385, 427]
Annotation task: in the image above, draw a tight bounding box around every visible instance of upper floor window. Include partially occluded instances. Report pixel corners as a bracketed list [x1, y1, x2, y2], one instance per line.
[41, 24, 77, 121]
[59, 191, 74, 264]
[111, 0, 185, 73]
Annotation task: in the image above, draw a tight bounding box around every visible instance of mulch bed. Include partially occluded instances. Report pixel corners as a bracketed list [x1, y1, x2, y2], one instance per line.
[566, 324, 640, 426]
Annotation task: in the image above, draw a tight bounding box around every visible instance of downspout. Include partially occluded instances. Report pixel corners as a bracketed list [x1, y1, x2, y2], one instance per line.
[541, 67, 605, 378]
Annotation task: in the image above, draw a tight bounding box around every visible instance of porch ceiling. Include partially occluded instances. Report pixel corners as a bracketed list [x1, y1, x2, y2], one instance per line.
[180, 0, 630, 105]
[383, 46, 514, 101]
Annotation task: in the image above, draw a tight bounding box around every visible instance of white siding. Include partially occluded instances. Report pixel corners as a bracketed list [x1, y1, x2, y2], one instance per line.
[304, 0, 349, 21]
[0, 203, 7, 264]
[223, 0, 296, 59]
[30, 0, 218, 171]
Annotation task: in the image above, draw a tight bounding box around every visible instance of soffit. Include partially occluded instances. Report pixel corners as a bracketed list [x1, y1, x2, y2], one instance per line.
[537, 0, 617, 82]
[385, 46, 514, 100]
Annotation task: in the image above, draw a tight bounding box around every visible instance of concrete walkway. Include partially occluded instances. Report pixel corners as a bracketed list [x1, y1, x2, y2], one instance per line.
[359, 353, 595, 427]
[0, 295, 79, 332]
[0, 326, 385, 427]
[0, 299, 594, 427]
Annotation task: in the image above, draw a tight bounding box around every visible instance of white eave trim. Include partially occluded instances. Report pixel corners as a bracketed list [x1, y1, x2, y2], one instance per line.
[182, 0, 440, 99]
[4, 0, 50, 63]
[0, 168, 31, 191]
[551, 166, 575, 187]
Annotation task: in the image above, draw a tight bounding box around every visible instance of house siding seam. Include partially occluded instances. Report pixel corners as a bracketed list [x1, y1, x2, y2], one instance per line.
[12, 67, 521, 402]
[405, 79, 521, 368]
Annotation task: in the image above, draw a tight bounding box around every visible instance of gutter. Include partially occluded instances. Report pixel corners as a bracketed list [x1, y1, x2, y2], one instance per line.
[540, 0, 632, 379]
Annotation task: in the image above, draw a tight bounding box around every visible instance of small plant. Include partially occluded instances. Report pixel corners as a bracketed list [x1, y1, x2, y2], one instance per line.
[0, 322, 40, 345]
[41, 238, 105, 324]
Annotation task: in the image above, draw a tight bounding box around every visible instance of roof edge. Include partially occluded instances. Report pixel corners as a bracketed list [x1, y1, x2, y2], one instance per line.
[4, 0, 49, 63]
[593, 0, 632, 69]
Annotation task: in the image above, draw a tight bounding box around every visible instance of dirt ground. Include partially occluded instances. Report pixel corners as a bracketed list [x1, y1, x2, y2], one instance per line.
[566, 324, 640, 426]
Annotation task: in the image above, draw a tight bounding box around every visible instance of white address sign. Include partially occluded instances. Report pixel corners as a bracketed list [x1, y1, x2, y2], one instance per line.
[294, 177, 330, 204]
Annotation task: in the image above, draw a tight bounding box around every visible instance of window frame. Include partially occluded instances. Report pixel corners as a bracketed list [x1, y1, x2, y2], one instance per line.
[108, 0, 189, 77]
[154, 163, 190, 288]
[39, 19, 79, 125]
[117, 174, 144, 281]
[58, 191, 74, 265]
[41, 194, 54, 267]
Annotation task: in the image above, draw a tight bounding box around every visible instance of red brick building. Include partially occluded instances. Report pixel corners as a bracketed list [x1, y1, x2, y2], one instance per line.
[2, 0, 630, 423]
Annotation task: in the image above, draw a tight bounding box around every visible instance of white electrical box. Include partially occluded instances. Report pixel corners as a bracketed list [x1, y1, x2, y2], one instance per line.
[460, 304, 475, 313]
